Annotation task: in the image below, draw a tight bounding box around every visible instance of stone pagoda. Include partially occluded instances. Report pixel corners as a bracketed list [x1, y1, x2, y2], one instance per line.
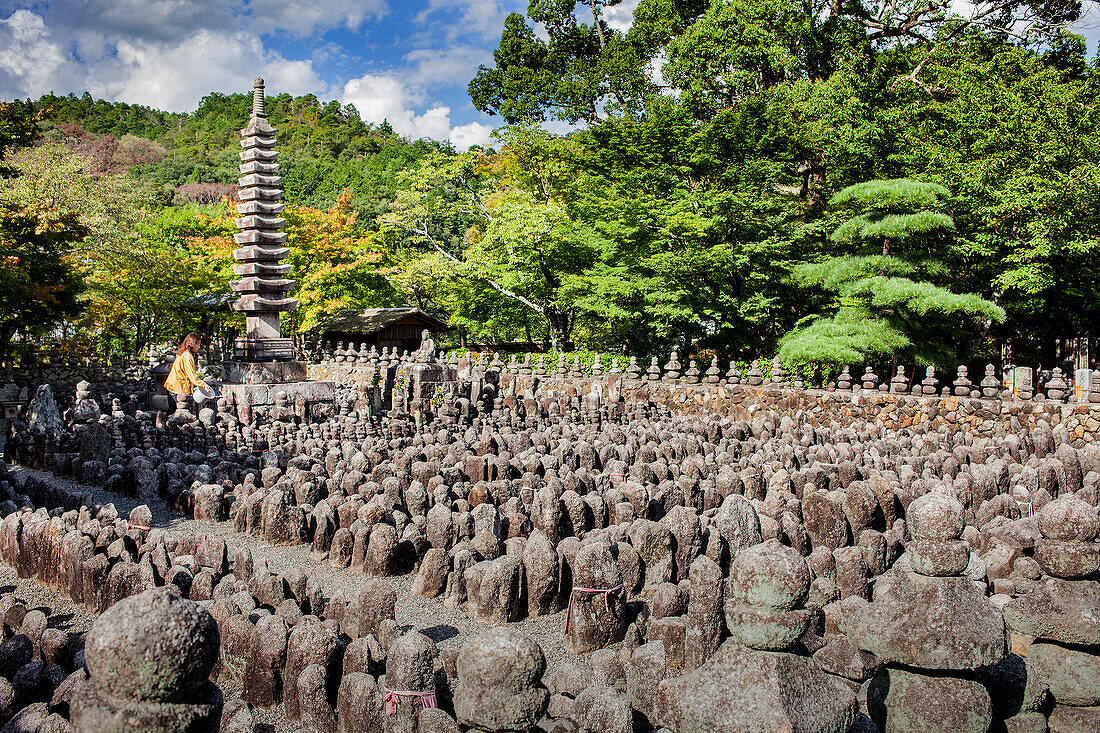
[227, 77, 299, 375]
[220, 78, 333, 418]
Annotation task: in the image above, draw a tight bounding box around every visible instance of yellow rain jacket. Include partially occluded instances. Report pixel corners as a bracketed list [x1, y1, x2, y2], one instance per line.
[165, 351, 210, 396]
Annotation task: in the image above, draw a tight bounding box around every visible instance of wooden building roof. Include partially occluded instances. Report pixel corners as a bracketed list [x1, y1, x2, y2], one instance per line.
[308, 308, 450, 335]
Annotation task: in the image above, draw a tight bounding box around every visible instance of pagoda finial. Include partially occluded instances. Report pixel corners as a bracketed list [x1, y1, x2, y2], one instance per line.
[252, 77, 266, 119]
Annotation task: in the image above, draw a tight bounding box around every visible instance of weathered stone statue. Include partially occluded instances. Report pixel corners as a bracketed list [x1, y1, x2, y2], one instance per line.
[70, 588, 222, 732]
[414, 329, 436, 363]
[1003, 497, 1100, 731]
[856, 492, 1007, 733]
[656, 539, 857, 732]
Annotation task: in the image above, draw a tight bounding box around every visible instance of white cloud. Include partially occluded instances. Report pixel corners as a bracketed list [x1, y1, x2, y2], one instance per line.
[342, 73, 418, 127]
[405, 45, 493, 88]
[14, 0, 387, 42]
[246, 0, 389, 36]
[342, 73, 497, 150]
[603, 0, 640, 33]
[1073, 5, 1100, 54]
[412, 106, 455, 142]
[416, 0, 523, 42]
[542, 119, 584, 136]
[450, 121, 494, 150]
[342, 72, 448, 140]
[0, 10, 69, 97]
[0, 2, 503, 147]
[0, 2, 346, 112]
[45, 0, 234, 44]
[85, 30, 327, 112]
[649, 49, 669, 88]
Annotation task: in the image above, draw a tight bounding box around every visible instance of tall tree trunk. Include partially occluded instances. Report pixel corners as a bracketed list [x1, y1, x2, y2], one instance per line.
[545, 307, 569, 353]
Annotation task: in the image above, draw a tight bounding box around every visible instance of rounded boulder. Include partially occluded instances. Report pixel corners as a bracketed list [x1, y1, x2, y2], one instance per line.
[1038, 497, 1100, 542]
[731, 538, 809, 611]
[908, 492, 965, 542]
[84, 588, 219, 703]
[455, 628, 549, 732]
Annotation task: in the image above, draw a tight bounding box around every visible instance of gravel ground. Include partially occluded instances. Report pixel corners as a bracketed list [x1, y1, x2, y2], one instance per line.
[6, 465, 622, 732]
[0, 563, 98, 637]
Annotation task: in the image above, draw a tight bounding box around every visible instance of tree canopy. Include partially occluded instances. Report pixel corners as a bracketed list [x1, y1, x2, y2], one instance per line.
[1, 0, 1097, 372]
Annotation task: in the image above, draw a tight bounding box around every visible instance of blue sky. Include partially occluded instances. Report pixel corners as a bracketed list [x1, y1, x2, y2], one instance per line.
[0, 0, 1098, 150]
[0, 0, 642, 149]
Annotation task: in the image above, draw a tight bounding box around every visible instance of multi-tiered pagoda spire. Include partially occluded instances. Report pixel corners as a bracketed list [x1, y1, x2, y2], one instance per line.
[230, 77, 296, 362]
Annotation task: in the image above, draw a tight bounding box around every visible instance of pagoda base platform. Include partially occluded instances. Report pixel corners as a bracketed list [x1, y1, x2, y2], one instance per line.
[220, 359, 335, 421]
[222, 360, 308, 385]
[233, 336, 295, 363]
[218, 380, 335, 421]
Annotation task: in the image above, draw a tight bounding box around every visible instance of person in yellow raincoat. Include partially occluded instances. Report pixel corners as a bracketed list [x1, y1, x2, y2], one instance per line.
[164, 332, 212, 411]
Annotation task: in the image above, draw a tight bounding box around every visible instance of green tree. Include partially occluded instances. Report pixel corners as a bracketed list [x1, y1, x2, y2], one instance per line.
[0, 204, 88, 359]
[0, 101, 40, 177]
[12, 7, 1099, 366]
[658, 0, 867, 120]
[0, 145, 208, 354]
[778, 179, 1005, 371]
[282, 191, 400, 332]
[0, 103, 88, 359]
[475, 0, 1081, 126]
[382, 136, 606, 349]
[469, 1, 653, 124]
[184, 193, 400, 336]
[885, 35, 1100, 362]
[381, 148, 540, 344]
[562, 98, 809, 358]
[82, 205, 236, 355]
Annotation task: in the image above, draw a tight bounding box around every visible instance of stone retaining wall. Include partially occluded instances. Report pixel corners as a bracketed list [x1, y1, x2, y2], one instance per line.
[3, 362, 149, 389]
[307, 358, 1100, 443]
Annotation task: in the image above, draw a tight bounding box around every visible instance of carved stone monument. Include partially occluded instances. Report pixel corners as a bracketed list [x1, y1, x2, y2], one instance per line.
[1014, 366, 1034, 400]
[224, 77, 300, 379]
[219, 78, 334, 417]
[1075, 368, 1091, 402]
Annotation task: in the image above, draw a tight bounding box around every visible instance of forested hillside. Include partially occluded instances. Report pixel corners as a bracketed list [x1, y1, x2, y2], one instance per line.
[31, 90, 444, 217]
[2, 0, 1099, 376]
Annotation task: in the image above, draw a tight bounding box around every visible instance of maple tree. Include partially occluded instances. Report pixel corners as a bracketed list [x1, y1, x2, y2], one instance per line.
[282, 190, 399, 332]
[183, 190, 399, 338]
[0, 204, 87, 359]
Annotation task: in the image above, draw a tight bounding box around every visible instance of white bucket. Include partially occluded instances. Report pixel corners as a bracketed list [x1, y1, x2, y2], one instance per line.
[193, 386, 216, 404]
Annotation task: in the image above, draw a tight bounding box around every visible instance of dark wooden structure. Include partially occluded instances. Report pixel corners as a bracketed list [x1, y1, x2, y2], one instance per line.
[309, 308, 450, 355]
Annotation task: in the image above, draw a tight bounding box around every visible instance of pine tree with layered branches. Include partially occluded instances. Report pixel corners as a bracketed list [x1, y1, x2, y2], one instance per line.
[779, 179, 1005, 373]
